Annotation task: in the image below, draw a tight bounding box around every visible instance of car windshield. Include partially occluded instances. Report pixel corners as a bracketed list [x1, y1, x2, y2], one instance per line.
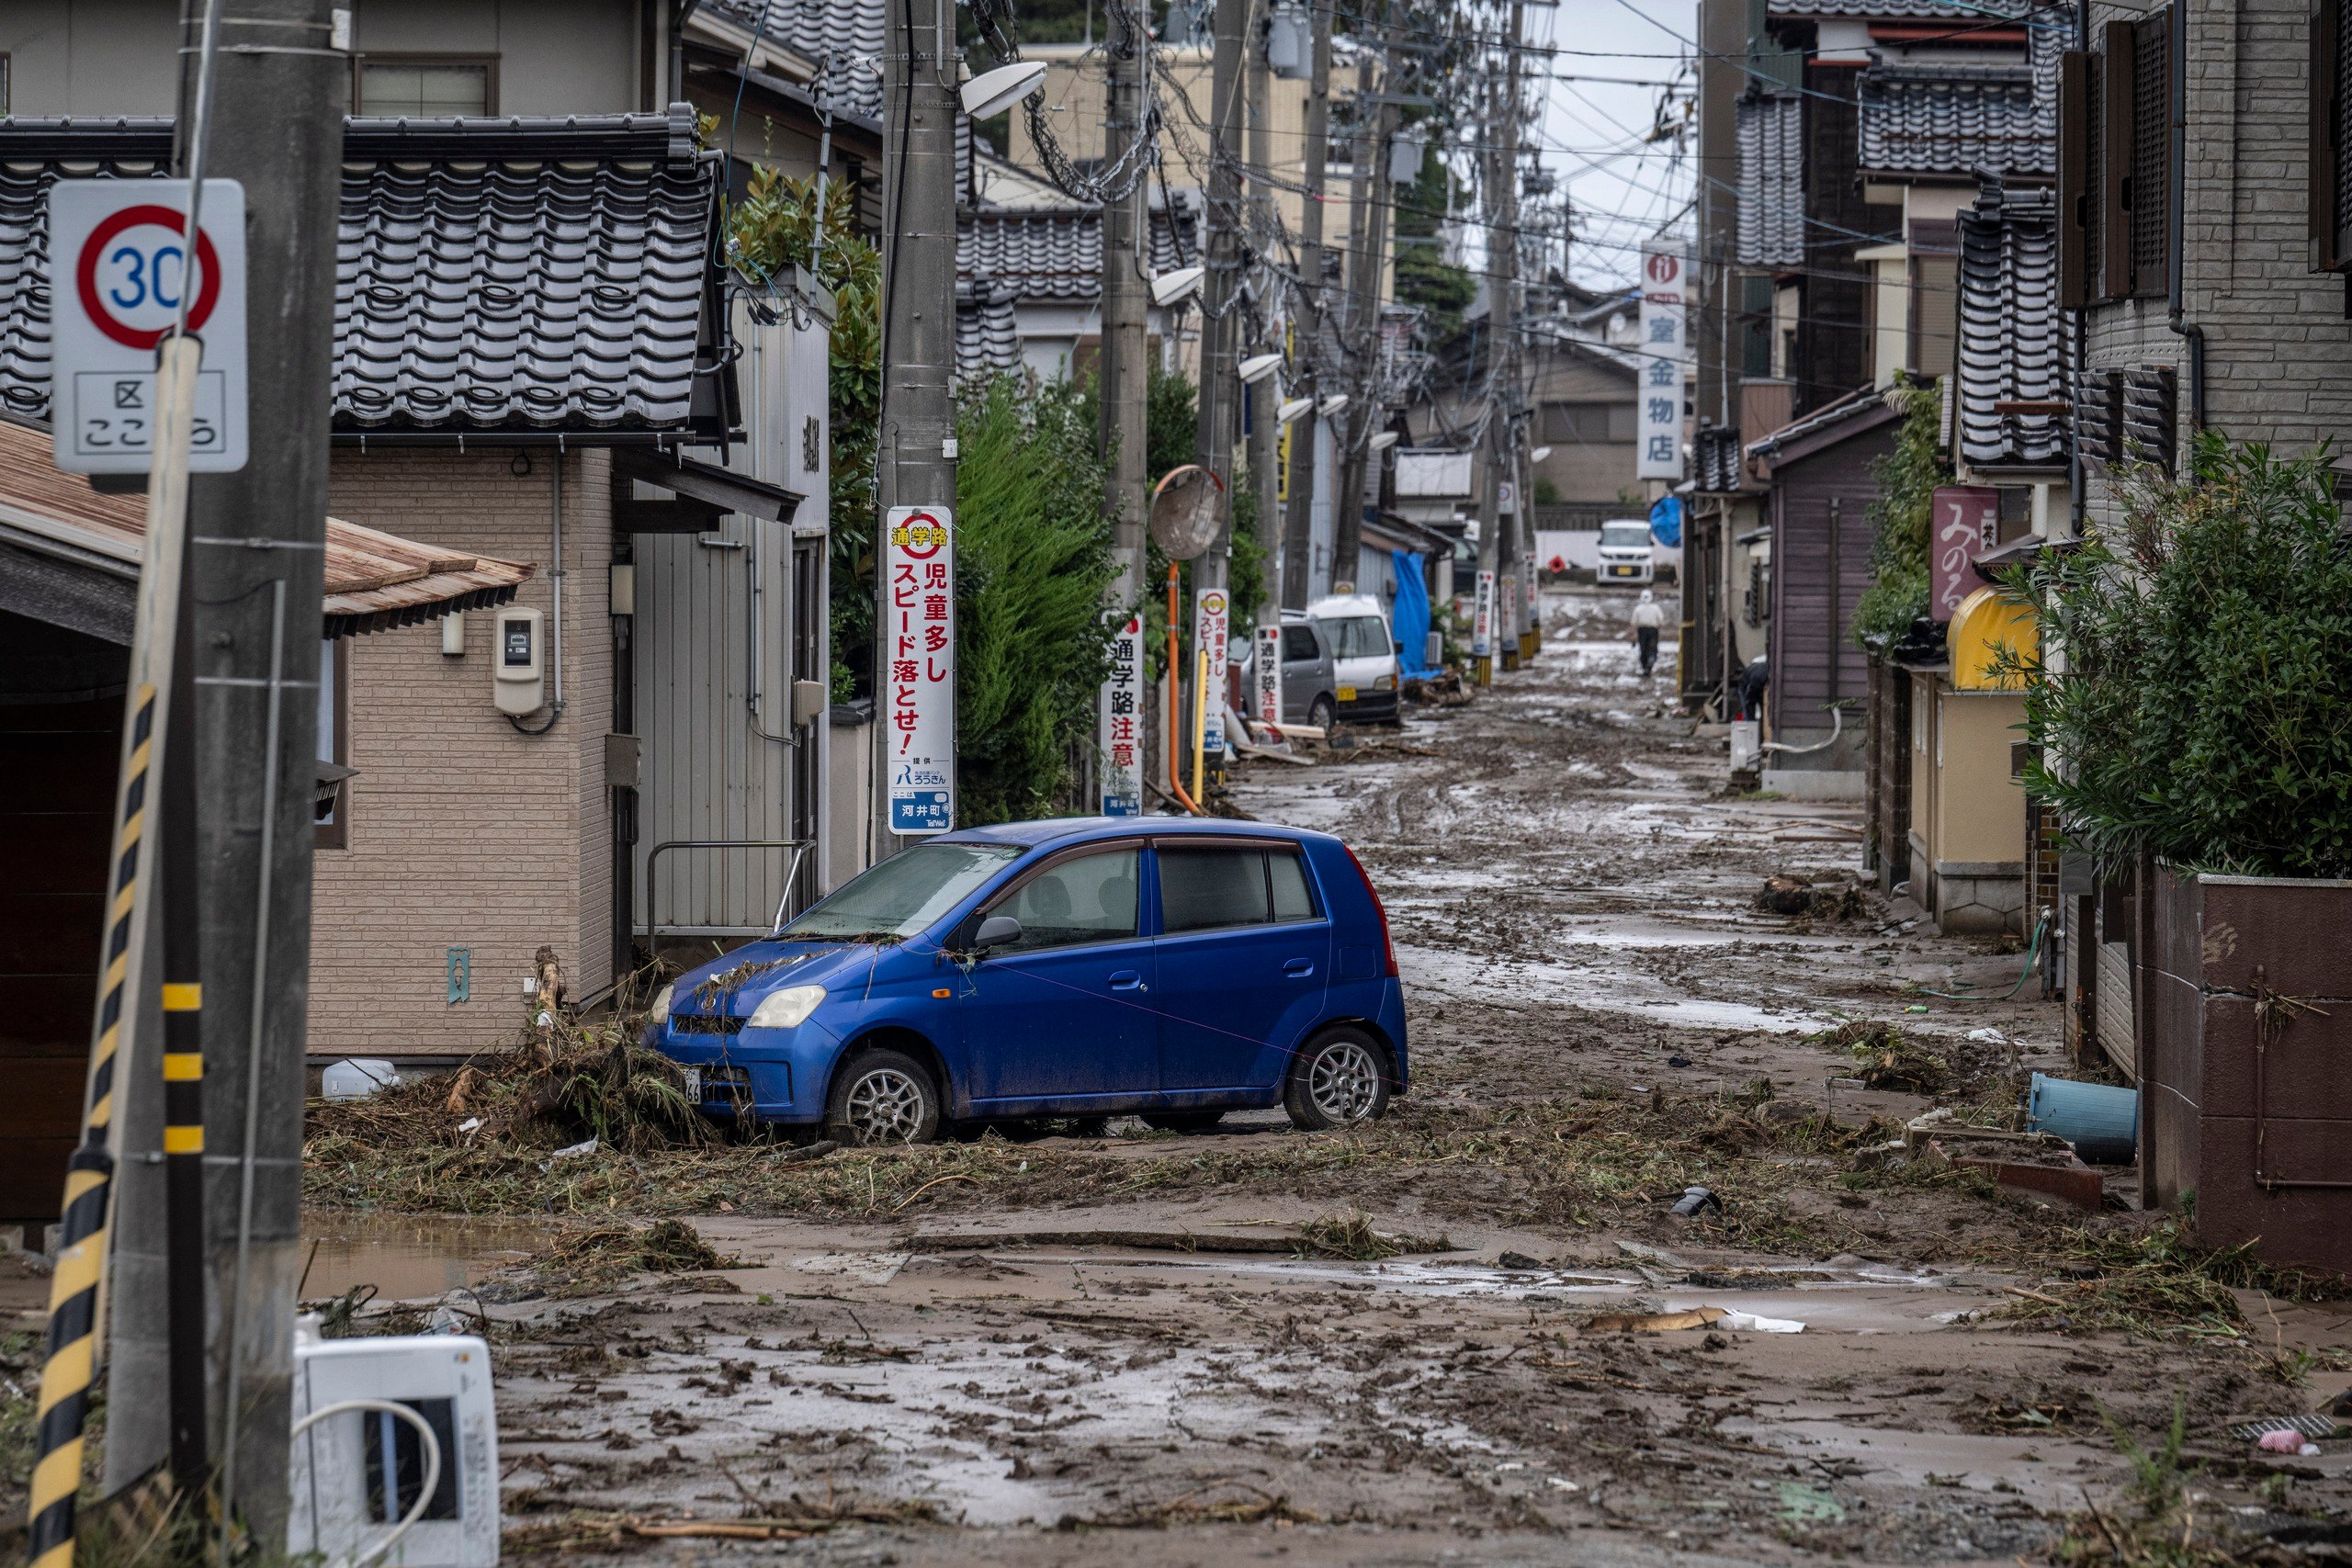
[778, 842, 1023, 941]
[1600, 523, 1651, 549]
[1320, 615, 1392, 660]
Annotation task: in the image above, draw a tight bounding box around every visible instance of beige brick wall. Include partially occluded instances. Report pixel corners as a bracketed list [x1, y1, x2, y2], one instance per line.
[311, 447, 614, 1057]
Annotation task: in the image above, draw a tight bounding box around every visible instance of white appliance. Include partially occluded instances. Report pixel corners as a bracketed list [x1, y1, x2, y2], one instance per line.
[290, 1325, 501, 1567]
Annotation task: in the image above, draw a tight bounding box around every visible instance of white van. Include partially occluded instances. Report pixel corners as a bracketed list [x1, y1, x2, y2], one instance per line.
[1596, 519, 1657, 586]
[1306, 593, 1401, 725]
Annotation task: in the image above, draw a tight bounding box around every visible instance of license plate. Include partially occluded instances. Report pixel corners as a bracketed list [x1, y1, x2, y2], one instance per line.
[680, 1067, 702, 1101]
[1611, 565, 1634, 576]
[1337, 685, 1356, 702]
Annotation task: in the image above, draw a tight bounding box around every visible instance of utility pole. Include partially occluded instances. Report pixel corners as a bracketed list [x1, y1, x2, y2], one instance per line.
[1332, 26, 1398, 594]
[181, 0, 343, 1547]
[875, 0, 961, 852]
[1245, 0, 1277, 618]
[1492, 0, 1526, 669]
[1279, 1, 1333, 610]
[1100, 0, 1150, 604]
[1194, 0, 1247, 593]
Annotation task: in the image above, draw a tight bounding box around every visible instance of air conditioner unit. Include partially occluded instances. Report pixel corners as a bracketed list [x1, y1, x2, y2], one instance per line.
[289, 1325, 501, 1567]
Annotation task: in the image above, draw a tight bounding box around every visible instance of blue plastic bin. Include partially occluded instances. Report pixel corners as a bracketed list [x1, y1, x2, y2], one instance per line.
[2026, 1072, 2138, 1165]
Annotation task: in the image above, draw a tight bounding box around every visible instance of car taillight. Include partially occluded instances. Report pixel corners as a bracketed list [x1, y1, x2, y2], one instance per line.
[1342, 843, 1398, 977]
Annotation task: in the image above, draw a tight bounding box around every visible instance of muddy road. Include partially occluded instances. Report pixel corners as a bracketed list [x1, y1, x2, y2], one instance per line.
[277, 587, 2352, 1565]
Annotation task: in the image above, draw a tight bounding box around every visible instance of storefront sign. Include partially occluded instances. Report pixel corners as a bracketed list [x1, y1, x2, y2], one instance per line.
[884, 505, 954, 834]
[1636, 241, 1687, 481]
[1099, 612, 1144, 816]
[1930, 486, 2001, 621]
[1194, 587, 1230, 756]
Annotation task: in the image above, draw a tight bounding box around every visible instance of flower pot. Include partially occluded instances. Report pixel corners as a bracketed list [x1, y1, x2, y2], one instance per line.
[2143, 865, 2352, 1275]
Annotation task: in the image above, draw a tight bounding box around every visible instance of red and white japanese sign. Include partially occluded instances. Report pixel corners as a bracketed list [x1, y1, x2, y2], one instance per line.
[1256, 624, 1283, 727]
[1930, 486, 2001, 621]
[1098, 612, 1144, 817]
[884, 505, 955, 834]
[1193, 587, 1230, 756]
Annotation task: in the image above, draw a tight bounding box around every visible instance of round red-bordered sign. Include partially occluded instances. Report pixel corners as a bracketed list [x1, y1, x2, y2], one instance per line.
[897, 510, 945, 559]
[75, 204, 224, 351]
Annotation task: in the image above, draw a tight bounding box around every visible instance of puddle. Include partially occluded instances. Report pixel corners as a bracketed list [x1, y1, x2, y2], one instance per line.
[300, 1213, 547, 1303]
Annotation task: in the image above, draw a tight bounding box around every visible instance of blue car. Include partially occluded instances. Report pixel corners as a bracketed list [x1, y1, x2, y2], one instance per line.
[644, 818, 1408, 1145]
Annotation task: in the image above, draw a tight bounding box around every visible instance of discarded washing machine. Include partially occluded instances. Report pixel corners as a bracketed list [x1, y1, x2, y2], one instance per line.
[289, 1322, 501, 1566]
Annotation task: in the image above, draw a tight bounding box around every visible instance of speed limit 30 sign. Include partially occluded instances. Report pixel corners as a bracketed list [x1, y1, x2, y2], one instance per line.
[48, 179, 248, 474]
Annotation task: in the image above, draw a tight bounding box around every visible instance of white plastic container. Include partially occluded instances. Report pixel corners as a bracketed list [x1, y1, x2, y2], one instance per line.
[290, 1325, 501, 1566]
[322, 1058, 401, 1100]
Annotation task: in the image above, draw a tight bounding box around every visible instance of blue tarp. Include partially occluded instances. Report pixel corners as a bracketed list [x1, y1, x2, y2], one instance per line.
[1390, 550, 1431, 676]
[1649, 495, 1683, 548]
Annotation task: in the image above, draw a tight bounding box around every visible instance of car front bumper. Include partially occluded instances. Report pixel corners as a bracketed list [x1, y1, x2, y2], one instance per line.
[1337, 689, 1400, 721]
[650, 1019, 843, 1123]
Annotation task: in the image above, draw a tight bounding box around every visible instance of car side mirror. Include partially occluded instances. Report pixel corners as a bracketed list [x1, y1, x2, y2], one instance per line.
[972, 914, 1023, 952]
[1393, 639, 1404, 655]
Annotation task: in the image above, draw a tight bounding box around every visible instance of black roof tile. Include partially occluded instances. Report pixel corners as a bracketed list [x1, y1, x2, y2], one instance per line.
[1957, 180, 2070, 468]
[1856, 62, 2052, 178]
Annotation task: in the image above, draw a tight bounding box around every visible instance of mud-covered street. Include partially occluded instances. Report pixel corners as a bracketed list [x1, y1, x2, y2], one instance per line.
[284, 587, 2352, 1565]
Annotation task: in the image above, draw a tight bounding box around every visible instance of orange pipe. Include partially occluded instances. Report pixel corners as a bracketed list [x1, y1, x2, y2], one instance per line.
[1166, 562, 1202, 815]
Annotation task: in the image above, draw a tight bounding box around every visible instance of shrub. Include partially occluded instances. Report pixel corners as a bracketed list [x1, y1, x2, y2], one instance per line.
[1851, 377, 1948, 645]
[2005, 435, 2352, 878]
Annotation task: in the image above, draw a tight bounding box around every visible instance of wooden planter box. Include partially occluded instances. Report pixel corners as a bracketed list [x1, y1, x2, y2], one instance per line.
[2142, 866, 2352, 1275]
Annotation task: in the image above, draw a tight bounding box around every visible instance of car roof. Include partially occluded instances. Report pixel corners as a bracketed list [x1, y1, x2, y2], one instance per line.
[1306, 593, 1385, 618]
[934, 816, 1332, 851]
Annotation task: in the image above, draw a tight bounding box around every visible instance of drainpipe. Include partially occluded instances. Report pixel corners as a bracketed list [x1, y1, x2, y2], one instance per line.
[2070, 0, 2090, 536]
[513, 448, 569, 734]
[2165, 0, 2205, 443]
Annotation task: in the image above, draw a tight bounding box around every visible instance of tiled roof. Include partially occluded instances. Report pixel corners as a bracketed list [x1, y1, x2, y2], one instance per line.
[1768, 0, 2012, 17]
[1956, 181, 2069, 468]
[1694, 423, 1746, 493]
[1736, 92, 1804, 268]
[703, 0, 888, 122]
[0, 107, 724, 436]
[1747, 384, 1888, 466]
[1856, 63, 2052, 177]
[957, 205, 1194, 302]
[956, 283, 1023, 377]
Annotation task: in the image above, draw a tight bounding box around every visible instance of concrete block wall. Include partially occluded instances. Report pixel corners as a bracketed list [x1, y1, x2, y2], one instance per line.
[311, 446, 615, 1058]
[2084, 0, 2352, 525]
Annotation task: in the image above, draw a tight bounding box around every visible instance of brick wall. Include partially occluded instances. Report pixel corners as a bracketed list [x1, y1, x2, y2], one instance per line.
[311, 446, 614, 1058]
[2084, 0, 2352, 525]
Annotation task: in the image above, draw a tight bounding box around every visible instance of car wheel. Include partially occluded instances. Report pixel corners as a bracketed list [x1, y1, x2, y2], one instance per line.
[825, 1048, 941, 1146]
[1308, 694, 1337, 732]
[1283, 1028, 1391, 1132]
[1140, 1111, 1226, 1134]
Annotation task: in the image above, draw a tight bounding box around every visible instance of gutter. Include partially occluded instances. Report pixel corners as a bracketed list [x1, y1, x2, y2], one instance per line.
[2165, 0, 2205, 440]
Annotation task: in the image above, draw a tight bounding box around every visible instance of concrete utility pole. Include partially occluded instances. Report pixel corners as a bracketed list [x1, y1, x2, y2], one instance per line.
[1472, 66, 1502, 685]
[1193, 0, 1247, 592]
[1279, 0, 1333, 610]
[1332, 30, 1398, 593]
[179, 0, 343, 1544]
[1100, 0, 1150, 605]
[1245, 1, 1277, 618]
[1491, 0, 1526, 667]
[875, 0, 961, 852]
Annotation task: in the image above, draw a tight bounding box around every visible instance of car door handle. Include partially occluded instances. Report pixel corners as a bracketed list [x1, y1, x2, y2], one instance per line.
[1283, 958, 1317, 977]
[1108, 970, 1146, 991]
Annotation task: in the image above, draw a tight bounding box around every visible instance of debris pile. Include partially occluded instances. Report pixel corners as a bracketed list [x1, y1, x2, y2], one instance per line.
[1755, 873, 1868, 920]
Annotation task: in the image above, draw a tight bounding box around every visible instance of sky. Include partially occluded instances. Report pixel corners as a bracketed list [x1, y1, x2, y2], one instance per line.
[1517, 0, 1699, 293]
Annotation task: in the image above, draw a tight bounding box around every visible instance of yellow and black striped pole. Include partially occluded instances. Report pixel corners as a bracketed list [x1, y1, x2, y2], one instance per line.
[28, 333, 206, 1567]
[160, 615, 210, 1486]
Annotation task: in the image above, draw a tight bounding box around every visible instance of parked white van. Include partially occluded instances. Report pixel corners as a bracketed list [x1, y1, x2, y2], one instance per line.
[1596, 519, 1657, 586]
[1306, 593, 1401, 725]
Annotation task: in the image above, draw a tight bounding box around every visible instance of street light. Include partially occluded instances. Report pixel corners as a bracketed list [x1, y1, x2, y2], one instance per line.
[1530, 446, 1553, 462]
[1238, 352, 1283, 384]
[1368, 430, 1399, 452]
[1317, 392, 1349, 417]
[961, 62, 1048, 119]
[1277, 396, 1315, 424]
[1150, 265, 1204, 307]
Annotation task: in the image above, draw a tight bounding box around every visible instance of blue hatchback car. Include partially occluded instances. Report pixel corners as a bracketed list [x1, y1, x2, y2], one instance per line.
[644, 818, 1408, 1145]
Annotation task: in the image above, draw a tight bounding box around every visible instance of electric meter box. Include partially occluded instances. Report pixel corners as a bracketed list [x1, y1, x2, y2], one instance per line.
[492, 606, 544, 716]
[289, 1326, 501, 1567]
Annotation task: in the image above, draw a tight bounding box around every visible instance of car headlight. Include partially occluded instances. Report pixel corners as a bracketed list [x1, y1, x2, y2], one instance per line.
[647, 982, 673, 1027]
[748, 984, 827, 1030]
[1377, 674, 1396, 690]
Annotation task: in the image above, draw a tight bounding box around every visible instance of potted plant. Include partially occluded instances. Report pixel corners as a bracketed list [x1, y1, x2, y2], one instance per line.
[2005, 436, 2352, 1273]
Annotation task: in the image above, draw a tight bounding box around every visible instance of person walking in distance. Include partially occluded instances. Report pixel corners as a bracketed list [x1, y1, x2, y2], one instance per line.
[1629, 590, 1665, 676]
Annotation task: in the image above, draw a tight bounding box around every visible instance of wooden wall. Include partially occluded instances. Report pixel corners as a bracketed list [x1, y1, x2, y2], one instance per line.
[1766, 423, 1894, 742]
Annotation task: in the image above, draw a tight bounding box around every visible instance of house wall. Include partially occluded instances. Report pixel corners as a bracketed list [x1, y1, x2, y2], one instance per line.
[2084, 0, 2352, 524]
[312, 446, 615, 1059]
[1762, 424, 1891, 787]
[1907, 677, 2028, 932]
[1528, 351, 1639, 509]
[0, 0, 643, 116]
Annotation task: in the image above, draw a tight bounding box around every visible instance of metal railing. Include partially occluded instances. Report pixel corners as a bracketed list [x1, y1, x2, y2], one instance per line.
[642, 838, 816, 953]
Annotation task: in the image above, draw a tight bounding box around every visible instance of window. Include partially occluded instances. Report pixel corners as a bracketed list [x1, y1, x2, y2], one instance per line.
[782, 841, 1023, 940]
[2310, 0, 2352, 271]
[1318, 615, 1391, 660]
[1541, 401, 1636, 445]
[1281, 624, 1321, 661]
[316, 637, 348, 850]
[1159, 843, 1318, 933]
[2057, 14, 2172, 303]
[985, 848, 1139, 953]
[356, 57, 495, 118]
[1600, 521, 1650, 550]
[1, 55, 11, 115]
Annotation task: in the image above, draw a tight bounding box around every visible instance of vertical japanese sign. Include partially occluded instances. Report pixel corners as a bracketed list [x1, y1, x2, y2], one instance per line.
[1637, 241, 1687, 481]
[1194, 587, 1230, 755]
[1930, 486, 2001, 620]
[1524, 564, 1537, 623]
[1473, 569, 1496, 657]
[885, 505, 954, 834]
[1098, 613, 1144, 816]
[1256, 624, 1283, 726]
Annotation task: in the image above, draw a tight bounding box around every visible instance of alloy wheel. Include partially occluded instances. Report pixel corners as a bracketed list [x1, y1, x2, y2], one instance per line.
[1307, 1041, 1379, 1124]
[843, 1067, 927, 1145]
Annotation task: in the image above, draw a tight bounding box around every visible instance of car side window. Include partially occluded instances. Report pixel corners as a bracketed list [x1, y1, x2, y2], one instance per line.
[1282, 625, 1320, 661]
[987, 848, 1140, 953]
[1269, 850, 1317, 921]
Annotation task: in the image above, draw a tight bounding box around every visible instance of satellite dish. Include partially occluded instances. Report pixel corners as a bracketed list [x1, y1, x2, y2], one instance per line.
[1148, 464, 1225, 561]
